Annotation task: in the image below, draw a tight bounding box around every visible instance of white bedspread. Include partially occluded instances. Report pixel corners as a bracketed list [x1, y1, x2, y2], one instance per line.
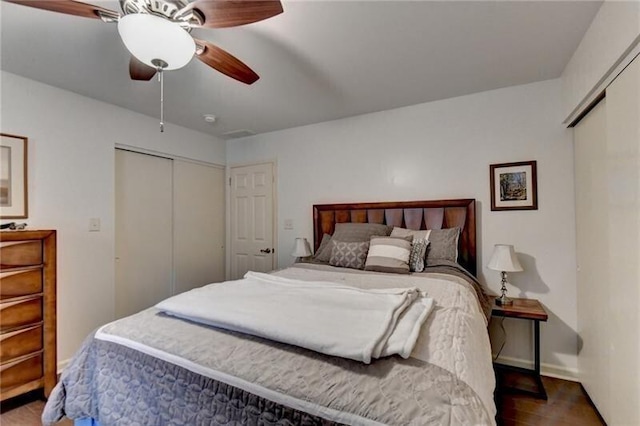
[156, 271, 433, 363]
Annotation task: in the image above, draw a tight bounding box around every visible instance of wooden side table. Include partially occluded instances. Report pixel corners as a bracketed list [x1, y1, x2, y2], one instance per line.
[492, 297, 548, 399]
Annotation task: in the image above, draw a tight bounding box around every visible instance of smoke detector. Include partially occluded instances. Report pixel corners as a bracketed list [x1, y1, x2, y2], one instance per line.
[203, 114, 217, 124]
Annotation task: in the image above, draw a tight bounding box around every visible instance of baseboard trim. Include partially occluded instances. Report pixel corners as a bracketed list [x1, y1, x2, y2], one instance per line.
[57, 358, 71, 375]
[493, 355, 579, 382]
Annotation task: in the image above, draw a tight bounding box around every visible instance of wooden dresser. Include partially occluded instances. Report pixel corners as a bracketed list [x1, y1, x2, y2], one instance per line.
[0, 230, 56, 401]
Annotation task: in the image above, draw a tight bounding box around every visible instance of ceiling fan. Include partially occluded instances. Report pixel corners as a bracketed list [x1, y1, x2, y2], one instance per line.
[4, 0, 283, 85]
[4, 0, 283, 131]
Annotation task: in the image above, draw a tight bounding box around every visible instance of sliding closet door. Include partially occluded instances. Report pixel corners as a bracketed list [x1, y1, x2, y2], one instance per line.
[575, 56, 640, 425]
[604, 56, 639, 425]
[115, 150, 173, 319]
[574, 100, 610, 420]
[173, 160, 225, 293]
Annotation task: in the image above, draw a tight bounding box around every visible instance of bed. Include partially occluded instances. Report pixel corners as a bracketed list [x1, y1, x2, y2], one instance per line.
[43, 199, 496, 426]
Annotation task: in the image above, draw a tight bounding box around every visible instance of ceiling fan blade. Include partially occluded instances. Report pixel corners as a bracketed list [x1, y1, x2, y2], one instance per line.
[129, 56, 157, 81]
[3, 0, 118, 19]
[195, 39, 259, 85]
[185, 0, 283, 28]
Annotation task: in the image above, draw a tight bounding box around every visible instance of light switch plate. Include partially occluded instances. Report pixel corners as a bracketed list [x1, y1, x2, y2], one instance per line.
[89, 218, 101, 232]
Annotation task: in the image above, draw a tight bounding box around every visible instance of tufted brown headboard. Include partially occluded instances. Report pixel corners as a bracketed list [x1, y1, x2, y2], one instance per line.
[313, 199, 477, 276]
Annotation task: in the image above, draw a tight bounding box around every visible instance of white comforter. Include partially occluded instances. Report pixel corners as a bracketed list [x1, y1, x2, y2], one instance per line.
[156, 271, 434, 363]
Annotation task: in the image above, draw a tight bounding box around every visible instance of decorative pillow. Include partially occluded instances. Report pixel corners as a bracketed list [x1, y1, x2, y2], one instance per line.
[364, 236, 412, 274]
[313, 233, 333, 262]
[425, 227, 461, 265]
[317, 223, 391, 263]
[409, 239, 429, 272]
[390, 227, 432, 272]
[329, 240, 370, 270]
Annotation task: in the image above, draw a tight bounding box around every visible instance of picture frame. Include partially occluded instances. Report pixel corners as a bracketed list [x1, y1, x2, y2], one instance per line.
[1, 133, 28, 219]
[490, 160, 537, 211]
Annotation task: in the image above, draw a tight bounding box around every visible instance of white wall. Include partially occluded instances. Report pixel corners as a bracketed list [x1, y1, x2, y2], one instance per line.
[562, 0, 640, 121]
[0, 71, 226, 366]
[227, 78, 578, 377]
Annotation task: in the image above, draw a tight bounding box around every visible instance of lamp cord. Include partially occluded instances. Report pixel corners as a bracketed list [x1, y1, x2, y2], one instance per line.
[493, 316, 507, 361]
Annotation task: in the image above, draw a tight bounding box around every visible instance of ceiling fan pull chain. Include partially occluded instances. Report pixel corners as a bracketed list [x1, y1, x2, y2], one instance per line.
[151, 59, 168, 133]
[158, 68, 165, 133]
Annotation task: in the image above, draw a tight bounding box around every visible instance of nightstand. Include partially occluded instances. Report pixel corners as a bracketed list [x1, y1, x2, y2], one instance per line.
[492, 297, 548, 399]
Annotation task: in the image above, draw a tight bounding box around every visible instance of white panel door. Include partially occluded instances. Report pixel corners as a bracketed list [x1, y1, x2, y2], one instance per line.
[174, 160, 225, 294]
[230, 163, 275, 279]
[115, 149, 173, 319]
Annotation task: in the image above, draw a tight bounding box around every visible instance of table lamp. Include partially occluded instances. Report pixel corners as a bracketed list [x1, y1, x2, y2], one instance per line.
[488, 244, 523, 306]
[291, 237, 312, 262]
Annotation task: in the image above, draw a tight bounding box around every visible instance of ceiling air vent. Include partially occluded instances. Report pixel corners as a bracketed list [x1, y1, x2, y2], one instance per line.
[222, 129, 255, 139]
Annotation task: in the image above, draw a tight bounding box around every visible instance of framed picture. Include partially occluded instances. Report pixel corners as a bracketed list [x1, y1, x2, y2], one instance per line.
[490, 160, 537, 211]
[1, 133, 28, 219]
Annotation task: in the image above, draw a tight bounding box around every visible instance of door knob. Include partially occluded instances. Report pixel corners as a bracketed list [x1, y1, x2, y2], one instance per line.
[260, 248, 272, 254]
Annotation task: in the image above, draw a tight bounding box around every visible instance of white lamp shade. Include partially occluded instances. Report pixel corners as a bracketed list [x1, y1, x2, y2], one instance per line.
[487, 244, 523, 272]
[118, 14, 195, 70]
[291, 238, 312, 257]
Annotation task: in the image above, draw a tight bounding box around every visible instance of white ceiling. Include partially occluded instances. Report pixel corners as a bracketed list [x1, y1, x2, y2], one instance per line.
[1, 1, 601, 138]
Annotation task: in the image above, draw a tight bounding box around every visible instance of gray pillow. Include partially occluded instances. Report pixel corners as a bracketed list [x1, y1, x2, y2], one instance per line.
[315, 223, 391, 262]
[333, 222, 391, 241]
[426, 227, 461, 264]
[390, 227, 430, 241]
[313, 233, 333, 262]
[329, 240, 370, 270]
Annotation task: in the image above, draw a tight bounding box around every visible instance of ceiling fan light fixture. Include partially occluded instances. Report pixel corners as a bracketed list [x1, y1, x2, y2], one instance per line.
[118, 14, 195, 71]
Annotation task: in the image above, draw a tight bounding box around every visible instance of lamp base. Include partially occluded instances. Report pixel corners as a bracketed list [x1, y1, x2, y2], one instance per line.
[495, 295, 513, 306]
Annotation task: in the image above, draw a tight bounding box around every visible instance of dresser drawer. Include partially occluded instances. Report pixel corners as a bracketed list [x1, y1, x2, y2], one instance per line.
[0, 325, 43, 363]
[0, 241, 43, 268]
[0, 268, 43, 300]
[0, 297, 42, 332]
[0, 352, 43, 391]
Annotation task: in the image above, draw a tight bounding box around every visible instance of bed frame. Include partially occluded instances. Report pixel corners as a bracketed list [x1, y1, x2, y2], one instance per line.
[313, 199, 477, 276]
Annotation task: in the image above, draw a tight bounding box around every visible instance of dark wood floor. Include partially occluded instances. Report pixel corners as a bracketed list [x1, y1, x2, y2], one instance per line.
[0, 390, 72, 426]
[496, 371, 605, 426]
[1, 374, 604, 426]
